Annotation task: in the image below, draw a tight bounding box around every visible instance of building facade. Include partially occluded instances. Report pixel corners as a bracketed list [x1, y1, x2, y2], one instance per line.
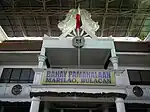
[0, 8, 150, 112]
[0, 39, 150, 112]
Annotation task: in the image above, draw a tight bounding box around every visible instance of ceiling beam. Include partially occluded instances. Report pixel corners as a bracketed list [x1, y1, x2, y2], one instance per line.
[112, 0, 124, 36]
[33, 16, 40, 36]
[112, 17, 118, 36]
[46, 16, 51, 36]
[136, 16, 147, 37]
[17, 17, 27, 37]
[125, 0, 140, 36]
[35, 16, 43, 36]
[0, 3, 15, 37]
[1, 6, 149, 10]
[100, 0, 109, 37]
[75, 0, 84, 8]
[43, 0, 46, 10]
[125, 16, 135, 36]
[58, 0, 63, 23]
[2, 24, 149, 27]
[29, 0, 42, 36]
[40, 0, 52, 37]
[7, 0, 25, 37]
[89, 0, 92, 11]
[6, 16, 15, 37]
[135, 1, 150, 37]
[6, 29, 149, 32]
[75, 0, 76, 8]
[1, 7, 149, 17]
[0, 11, 148, 17]
[59, 0, 62, 8]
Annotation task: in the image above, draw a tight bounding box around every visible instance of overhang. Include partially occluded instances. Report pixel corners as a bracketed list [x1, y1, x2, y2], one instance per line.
[46, 48, 110, 68]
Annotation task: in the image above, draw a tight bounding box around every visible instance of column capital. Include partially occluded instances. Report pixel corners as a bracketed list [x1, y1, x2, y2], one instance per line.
[115, 97, 124, 103]
[115, 97, 126, 112]
[114, 69, 124, 76]
[38, 55, 46, 62]
[32, 97, 40, 101]
[110, 56, 118, 70]
[30, 97, 40, 112]
[110, 56, 118, 64]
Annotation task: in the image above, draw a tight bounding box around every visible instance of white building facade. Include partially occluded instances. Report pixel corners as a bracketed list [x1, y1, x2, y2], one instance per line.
[0, 8, 150, 112]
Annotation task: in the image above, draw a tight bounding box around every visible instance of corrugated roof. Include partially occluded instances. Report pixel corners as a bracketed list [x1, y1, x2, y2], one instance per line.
[0, 0, 150, 39]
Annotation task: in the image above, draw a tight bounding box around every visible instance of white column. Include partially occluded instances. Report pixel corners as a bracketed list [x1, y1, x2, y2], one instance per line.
[44, 101, 49, 112]
[102, 104, 109, 112]
[33, 49, 46, 84]
[110, 56, 118, 70]
[29, 97, 40, 112]
[61, 109, 64, 112]
[115, 98, 126, 112]
[38, 55, 46, 68]
[110, 56, 121, 85]
[38, 47, 46, 68]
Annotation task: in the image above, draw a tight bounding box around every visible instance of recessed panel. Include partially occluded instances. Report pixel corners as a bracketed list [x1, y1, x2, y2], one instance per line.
[0, 53, 38, 65]
[46, 48, 78, 66]
[81, 49, 110, 66]
[118, 54, 150, 67]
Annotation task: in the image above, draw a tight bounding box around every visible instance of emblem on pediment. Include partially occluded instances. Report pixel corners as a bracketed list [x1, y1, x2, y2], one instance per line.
[58, 8, 99, 39]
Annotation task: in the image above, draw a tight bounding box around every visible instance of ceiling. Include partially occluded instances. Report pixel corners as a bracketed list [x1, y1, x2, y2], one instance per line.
[0, 0, 150, 39]
[46, 48, 110, 68]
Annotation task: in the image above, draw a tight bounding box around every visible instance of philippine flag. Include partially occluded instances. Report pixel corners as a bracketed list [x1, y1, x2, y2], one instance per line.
[76, 6, 82, 31]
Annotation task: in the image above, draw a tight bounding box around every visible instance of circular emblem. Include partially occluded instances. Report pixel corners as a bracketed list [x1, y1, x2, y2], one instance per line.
[72, 36, 85, 48]
[133, 86, 143, 97]
[11, 85, 22, 95]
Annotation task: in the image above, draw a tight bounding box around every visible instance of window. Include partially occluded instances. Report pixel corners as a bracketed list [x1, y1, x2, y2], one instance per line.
[128, 70, 141, 85]
[0, 68, 12, 83]
[19, 69, 30, 83]
[10, 69, 21, 82]
[0, 68, 35, 83]
[128, 70, 150, 85]
[140, 70, 150, 85]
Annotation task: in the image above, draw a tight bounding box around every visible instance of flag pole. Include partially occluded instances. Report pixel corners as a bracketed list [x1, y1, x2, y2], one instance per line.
[76, 4, 81, 68]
